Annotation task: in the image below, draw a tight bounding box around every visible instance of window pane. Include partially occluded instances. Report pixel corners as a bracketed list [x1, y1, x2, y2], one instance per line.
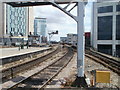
[116, 45, 120, 57]
[116, 15, 120, 40]
[98, 6, 113, 13]
[116, 5, 120, 11]
[98, 45, 112, 55]
[98, 16, 112, 40]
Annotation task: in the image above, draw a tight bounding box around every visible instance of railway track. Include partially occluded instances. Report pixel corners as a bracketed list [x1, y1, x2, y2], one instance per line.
[85, 49, 120, 75]
[5, 47, 74, 89]
[72, 46, 120, 75]
[1, 46, 60, 82]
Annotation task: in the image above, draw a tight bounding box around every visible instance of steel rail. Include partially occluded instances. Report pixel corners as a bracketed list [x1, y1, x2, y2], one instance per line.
[72, 47, 120, 75]
[86, 49, 120, 66]
[1, 46, 60, 82]
[40, 48, 74, 89]
[85, 49, 120, 75]
[8, 47, 74, 90]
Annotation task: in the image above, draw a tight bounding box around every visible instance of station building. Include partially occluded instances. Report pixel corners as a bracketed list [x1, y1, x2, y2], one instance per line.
[60, 37, 67, 43]
[91, 0, 120, 57]
[67, 34, 77, 46]
[60, 32, 91, 47]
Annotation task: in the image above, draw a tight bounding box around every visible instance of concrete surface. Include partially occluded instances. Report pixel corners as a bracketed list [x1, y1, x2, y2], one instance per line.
[0, 46, 50, 58]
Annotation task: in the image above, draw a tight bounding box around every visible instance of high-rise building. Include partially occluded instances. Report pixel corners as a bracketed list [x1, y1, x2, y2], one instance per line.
[6, 5, 28, 37]
[28, 7, 34, 35]
[91, 0, 120, 57]
[0, 2, 34, 45]
[34, 18, 47, 37]
[0, 2, 5, 38]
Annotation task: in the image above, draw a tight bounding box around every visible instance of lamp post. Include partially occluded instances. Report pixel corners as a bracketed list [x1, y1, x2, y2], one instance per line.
[18, 35, 21, 51]
[9, 36, 12, 47]
[48, 33, 51, 46]
[38, 32, 41, 44]
[9, 32, 13, 47]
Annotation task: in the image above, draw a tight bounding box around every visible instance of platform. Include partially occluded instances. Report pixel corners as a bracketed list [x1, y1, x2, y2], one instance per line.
[98, 51, 120, 61]
[90, 49, 120, 62]
[0, 46, 52, 64]
[0, 47, 51, 58]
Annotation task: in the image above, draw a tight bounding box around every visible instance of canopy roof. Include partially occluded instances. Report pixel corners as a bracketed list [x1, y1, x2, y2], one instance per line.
[2, 0, 86, 7]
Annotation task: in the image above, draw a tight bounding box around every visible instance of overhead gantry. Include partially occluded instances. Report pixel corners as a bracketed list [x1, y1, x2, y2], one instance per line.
[2, 0, 88, 86]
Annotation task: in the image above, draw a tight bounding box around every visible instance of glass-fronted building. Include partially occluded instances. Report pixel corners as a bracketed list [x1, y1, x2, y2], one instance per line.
[91, 1, 120, 57]
[6, 5, 28, 36]
[0, 3, 34, 46]
[34, 18, 47, 37]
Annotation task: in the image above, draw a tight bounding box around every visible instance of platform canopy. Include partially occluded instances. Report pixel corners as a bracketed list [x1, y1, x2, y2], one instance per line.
[2, 0, 88, 7]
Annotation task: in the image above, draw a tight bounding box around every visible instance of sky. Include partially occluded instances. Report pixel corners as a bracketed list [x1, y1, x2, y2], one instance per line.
[34, 1, 93, 41]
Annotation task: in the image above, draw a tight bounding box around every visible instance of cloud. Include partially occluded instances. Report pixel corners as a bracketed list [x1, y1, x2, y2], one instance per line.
[33, 2, 92, 41]
[34, 5, 75, 24]
[84, 2, 92, 32]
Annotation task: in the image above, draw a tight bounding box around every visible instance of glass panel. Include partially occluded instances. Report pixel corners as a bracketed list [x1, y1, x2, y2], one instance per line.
[116, 15, 120, 40]
[98, 6, 113, 13]
[116, 5, 120, 11]
[98, 16, 112, 40]
[116, 45, 120, 57]
[98, 45, 112, 55]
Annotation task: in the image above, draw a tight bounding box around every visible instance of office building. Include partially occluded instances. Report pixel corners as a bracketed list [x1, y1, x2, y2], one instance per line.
[28, 7, 34, 36]
[0, 2, 34, 45]
[6, 5, 28, 37]
[0, 2, 5, 38]
[34, 18, 47, 37]
[91, 0, 120, 57]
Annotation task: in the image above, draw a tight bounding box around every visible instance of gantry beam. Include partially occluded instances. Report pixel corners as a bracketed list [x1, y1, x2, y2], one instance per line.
[50, 2, 78, 22]
[2, 0, 77, 7]
[2, 0, 77, 3]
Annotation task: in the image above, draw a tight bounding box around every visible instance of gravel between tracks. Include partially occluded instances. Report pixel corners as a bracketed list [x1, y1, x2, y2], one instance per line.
[45, 53, 120, 88]
[85, 56, 119, 88]
[2, 48, 67, 89]
[45, 53, 77, 88]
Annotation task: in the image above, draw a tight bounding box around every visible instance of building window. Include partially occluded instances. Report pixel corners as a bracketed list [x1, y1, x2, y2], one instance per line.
[116, 5, 120, 11]
[116, 15, 120, 40]
[116, 45, 120, 57]
[98, 16, 112, 40]
[98, 44, 112, 55]
[98, 6, 113, 13]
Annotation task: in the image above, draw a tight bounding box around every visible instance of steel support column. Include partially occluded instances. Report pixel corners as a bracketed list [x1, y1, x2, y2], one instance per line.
[77, 2, 85, 77]
[4, 0, 87, 78]
[51, 1, 85, 77]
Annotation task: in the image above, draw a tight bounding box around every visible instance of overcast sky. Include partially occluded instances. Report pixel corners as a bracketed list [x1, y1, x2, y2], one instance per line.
[33, 2, 92, 41]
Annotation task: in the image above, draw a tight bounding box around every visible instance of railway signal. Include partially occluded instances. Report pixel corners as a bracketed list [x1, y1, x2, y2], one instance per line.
[48, 30, 58, 45]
